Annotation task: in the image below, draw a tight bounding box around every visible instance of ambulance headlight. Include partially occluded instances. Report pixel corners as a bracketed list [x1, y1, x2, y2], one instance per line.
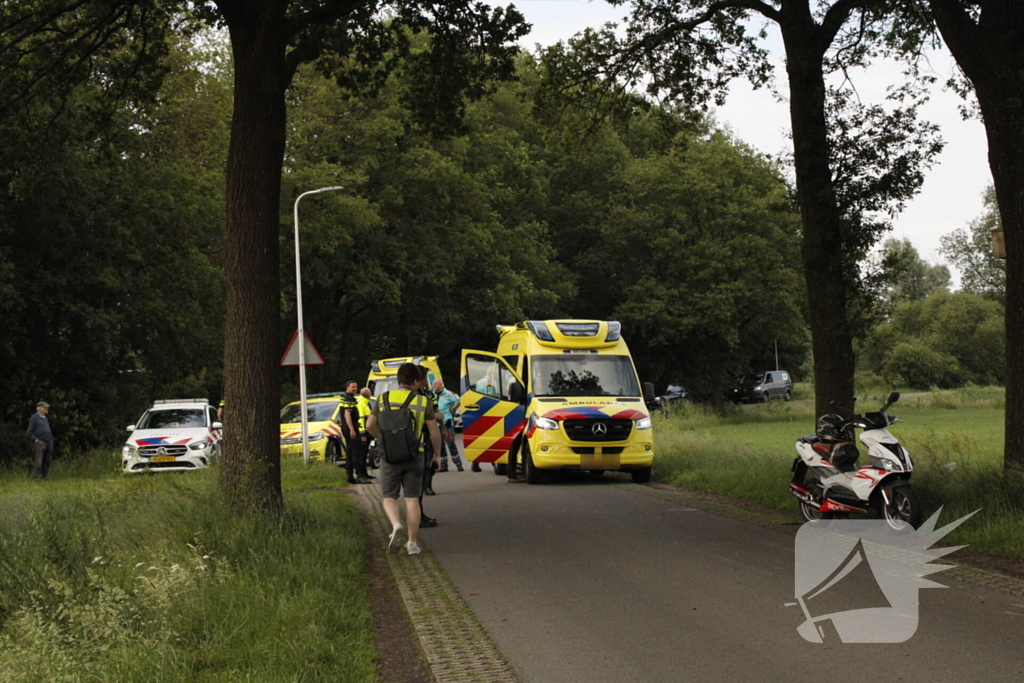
[307, 432, 324, 441]
[636, 417, 652, 430]
[535, 417, 559, 430]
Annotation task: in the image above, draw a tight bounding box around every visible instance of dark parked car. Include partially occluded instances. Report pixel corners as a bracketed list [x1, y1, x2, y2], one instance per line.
[731, 370, 793, 404]
[649, 384, 689, 411]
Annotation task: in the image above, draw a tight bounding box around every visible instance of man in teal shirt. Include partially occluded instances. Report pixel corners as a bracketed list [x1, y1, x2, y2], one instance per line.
[432, 378, 464, 472]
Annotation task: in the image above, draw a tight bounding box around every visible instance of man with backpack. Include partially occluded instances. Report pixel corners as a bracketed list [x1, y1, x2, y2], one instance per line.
[366, 362, 441, 556]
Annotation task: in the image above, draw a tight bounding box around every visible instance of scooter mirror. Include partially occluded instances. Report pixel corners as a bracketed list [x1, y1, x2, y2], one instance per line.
[887, 391, 900, 404]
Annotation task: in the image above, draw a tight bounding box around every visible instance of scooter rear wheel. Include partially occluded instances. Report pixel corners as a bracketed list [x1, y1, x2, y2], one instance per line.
[798, 475, 835, 523]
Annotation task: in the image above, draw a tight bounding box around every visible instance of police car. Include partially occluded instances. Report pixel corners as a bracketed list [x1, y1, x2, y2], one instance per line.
[122, 399, 222, 473]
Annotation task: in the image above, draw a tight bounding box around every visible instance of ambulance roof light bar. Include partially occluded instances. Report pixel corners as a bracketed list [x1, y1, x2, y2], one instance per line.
[556, 322, 600, 337]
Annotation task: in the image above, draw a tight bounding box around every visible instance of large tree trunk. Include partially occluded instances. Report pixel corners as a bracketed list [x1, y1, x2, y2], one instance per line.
[219, 5, 290, 512]
[781, 13, 857, 418]
[930, 0, 1024, 470]
[987, 109, 1024, 470]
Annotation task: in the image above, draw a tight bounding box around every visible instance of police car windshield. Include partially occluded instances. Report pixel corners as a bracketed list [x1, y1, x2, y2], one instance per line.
[532, 355, 640, 397]
[137, 409, 206, 430]
[280, 401, 338, 423]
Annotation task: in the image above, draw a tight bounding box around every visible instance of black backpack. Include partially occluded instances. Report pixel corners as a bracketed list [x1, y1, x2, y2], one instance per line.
[377, 391, 420, 464]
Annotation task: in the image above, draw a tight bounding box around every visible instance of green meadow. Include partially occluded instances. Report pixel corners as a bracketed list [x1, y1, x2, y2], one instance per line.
[0, 457, 376, 683]
[653, 386, 1024, 559]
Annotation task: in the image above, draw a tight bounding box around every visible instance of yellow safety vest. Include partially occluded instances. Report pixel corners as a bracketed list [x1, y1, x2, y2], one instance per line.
[356, 395, 371, 432]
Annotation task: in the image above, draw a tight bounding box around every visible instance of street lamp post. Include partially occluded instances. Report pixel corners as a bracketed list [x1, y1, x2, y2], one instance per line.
[293, 186, 343, 465]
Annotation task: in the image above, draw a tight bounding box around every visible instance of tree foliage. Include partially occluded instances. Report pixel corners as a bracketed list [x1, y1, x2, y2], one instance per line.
[0, 33, 230, 458]
[940, 186, 1005, 305]
[0, 32, 812, 462]
[866, 292, 1005, 389]
[538, 0, 943, 418]
[877, 237, 950, 306]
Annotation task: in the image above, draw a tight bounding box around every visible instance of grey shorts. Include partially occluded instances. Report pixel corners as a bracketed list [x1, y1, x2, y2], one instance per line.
[380, 457, 425, 499]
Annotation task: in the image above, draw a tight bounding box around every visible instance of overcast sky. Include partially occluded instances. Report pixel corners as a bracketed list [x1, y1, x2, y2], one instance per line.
[512, 1, 993, 276]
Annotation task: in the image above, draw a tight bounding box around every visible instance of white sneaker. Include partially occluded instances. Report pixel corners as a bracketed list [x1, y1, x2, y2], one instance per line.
[388, 524, 406, 555]
[406, 541, 422, 556]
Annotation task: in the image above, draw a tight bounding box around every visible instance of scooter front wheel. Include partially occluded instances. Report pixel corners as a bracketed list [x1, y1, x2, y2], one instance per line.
[881, 483, 922, 530]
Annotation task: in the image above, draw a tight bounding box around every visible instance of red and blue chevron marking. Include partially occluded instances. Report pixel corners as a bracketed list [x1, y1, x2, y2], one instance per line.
[135, 437, 191, 446]
[540, 407, 647, 421]
[462, 395, 526, 463]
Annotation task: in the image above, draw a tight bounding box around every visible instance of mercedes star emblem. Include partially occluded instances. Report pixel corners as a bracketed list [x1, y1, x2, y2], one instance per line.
[157, 446, 167, 455]
[592, 423, 608, 436]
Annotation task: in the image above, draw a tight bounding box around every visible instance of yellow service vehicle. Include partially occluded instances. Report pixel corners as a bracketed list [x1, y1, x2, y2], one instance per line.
[460, 320, 655, 484]
[279, 393, 346, 462]
[366, 356, 442, 396]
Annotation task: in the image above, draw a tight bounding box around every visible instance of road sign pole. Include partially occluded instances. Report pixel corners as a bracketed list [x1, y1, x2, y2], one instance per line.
[293, 186, 343, 465]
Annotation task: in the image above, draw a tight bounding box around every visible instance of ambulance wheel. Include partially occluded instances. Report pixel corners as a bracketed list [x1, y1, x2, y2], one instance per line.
[493, 463, 507, 476]
[326, 441, 340, 464]
[631, 466, 652, 484]
[524, 443, 543, 485]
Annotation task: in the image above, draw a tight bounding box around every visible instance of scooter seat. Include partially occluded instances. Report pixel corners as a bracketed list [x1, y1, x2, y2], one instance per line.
[798, 435, 819, 444]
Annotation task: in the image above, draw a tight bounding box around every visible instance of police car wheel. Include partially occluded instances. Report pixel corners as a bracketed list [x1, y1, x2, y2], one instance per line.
[326, 441, 340, 464]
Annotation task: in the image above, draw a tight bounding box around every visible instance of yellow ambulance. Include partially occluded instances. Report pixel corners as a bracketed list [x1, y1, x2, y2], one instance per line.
[366, 356, 443, 396]
[279, 393, 346, 462]
[460, 320, 655, 484]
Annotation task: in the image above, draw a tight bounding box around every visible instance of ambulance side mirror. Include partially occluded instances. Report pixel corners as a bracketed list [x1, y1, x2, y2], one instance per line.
[509, 381, 526, 405]
[643, 382, 655, 404]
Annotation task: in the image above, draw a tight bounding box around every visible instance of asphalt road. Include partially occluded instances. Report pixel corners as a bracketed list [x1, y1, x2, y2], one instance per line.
[420, 463, 1023, 682]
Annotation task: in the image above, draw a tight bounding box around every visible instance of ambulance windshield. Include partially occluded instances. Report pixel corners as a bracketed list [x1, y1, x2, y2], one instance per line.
[532, 355, 640, 397]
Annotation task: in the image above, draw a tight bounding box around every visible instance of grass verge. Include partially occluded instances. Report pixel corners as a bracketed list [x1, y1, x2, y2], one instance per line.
[654, 386, 1024, 560]
[0, 455, 376, 682]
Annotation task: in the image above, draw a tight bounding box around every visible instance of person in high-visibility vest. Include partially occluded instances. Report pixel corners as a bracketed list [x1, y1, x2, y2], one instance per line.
[357, 387, 373, 469]
[366, 362, 441, 556]
[341, 380, 371, 484]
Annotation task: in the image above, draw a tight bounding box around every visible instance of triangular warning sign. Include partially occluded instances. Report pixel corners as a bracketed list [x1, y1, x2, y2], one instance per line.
[280, 330, 325, 366]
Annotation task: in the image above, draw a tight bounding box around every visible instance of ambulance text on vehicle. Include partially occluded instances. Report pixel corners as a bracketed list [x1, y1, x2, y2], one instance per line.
[279, 394, 346, 462]
[460, 320, 656, 484]
[122, 399, 222, 473]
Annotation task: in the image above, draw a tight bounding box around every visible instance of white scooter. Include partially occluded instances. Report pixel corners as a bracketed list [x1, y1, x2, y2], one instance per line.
[790, 392, 922, 529]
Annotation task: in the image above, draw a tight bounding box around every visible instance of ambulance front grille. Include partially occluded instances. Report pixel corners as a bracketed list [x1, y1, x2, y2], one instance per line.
[562, 419, 632, 442]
